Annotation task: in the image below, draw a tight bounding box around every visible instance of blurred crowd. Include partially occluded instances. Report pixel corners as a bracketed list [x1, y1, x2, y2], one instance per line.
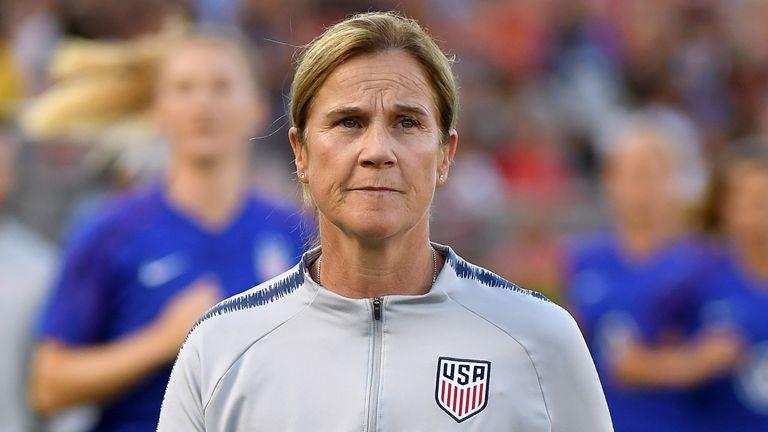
[1, 0, 768, 431]
[3, 0, 768, 286]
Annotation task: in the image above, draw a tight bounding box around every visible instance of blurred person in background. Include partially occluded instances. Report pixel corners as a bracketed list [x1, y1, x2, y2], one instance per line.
[0, 0, 25, 117]
[695, 138, 768, 431]
[0, 125, 58, 432]
[27, 31, 310, 432]
[564, 110, 742, 432]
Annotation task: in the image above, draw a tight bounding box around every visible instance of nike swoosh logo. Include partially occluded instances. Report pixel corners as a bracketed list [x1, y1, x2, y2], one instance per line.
[139, 253, 187, 288]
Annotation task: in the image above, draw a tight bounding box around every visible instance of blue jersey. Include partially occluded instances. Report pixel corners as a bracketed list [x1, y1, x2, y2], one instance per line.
[694, 247, 768, 432]
[38, 185, 312, 432]
[565, 231, 704, 432]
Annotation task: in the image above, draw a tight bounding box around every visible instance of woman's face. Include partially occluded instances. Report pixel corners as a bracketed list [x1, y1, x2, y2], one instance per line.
[724, 165, 768, 248]
[290, 50, 457, 243]
[604, 132, 679, 229]
[153, 40, 263, 167]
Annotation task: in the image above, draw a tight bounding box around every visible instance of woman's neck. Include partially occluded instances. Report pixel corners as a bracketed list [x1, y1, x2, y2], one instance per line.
[313, 220, 442, 299]
[734, 239, 768, 281]
[618, 219, 680, 258]
[166, 156, 248, 229]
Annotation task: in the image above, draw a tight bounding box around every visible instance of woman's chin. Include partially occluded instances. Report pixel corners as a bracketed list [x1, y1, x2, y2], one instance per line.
[347, 223, 400, 242]
[320, 206, 423, 243]
[341, 214, 407, 242]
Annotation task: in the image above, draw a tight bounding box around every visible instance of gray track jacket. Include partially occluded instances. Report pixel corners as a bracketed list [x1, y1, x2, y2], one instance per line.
[158, 244, 612, 431]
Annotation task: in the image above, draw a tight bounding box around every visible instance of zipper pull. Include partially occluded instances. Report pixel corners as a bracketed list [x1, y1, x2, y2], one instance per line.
[372, 297, 382, 321]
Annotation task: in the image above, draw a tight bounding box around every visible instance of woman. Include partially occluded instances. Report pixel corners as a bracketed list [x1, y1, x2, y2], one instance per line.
[564, 111, 741, 432]
[27, 31, 310, 432]
[158, 12, 611, 431]
[695, 139, 768, 431]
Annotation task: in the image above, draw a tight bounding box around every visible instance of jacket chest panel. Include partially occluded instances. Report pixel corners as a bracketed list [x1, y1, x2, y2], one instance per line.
[204, 305, 551, 431]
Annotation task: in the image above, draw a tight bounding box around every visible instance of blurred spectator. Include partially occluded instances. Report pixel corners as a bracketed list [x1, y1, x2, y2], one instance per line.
[487, 203, 567, 303]
[494, 97, 574, 203]
[27, 31, 311, 432]
[431, 138, 507, 259]
[7, 0, 768, 258]
[6, 0, 60, 95]
[694, 137, 768, 431]
[0, 125, 57, 432]
[564, 110, 741, 432]
[0, 4, 24, 119]
[57, 0, 186, 39]
[16, 12, 187, 241]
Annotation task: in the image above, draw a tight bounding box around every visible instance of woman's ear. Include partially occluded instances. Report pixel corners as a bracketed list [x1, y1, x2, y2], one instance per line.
[289, 127, 308, 183]
[437, 129, 458, 186]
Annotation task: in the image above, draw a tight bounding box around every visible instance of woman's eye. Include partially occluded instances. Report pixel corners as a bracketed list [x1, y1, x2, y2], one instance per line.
[340, 119, 358, 128]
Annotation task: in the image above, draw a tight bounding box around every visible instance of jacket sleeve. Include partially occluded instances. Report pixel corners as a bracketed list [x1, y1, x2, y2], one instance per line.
[539, 305, 614, 432]
[157, 338, 205, 432]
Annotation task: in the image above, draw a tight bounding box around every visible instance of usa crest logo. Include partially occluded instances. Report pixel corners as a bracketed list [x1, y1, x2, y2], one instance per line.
[435, 357, 491, 423]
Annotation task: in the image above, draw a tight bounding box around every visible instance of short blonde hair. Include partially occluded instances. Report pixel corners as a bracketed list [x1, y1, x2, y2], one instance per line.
[290, 11, 457, 145]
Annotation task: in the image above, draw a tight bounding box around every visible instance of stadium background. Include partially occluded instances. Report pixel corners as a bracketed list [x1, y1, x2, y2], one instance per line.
[1, 0, 768, 429]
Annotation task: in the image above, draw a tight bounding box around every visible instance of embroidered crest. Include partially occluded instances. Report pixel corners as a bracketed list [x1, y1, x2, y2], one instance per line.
[435, 357, 491, 423]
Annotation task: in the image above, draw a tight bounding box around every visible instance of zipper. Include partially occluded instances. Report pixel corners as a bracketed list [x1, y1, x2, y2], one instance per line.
[373, 297, 382, 320]
[366, 297, 384, 431]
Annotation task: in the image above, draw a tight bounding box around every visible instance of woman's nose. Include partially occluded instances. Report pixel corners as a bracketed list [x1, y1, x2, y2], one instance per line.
[358, 123, 396, 168]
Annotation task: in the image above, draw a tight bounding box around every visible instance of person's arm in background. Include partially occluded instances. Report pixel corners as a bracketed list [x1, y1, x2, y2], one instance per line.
[26, 219, 220, 415]
[613, 326, 743, 388]
[612, 262, 744, 389]
[563, 241, 742, 391]
[29, 283, 219, 414]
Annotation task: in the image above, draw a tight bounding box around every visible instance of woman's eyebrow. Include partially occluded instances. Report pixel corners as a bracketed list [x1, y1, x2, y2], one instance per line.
[393, 103, 429, 117]
[325, 106, 365, 118]
[324, 104, 428, 118]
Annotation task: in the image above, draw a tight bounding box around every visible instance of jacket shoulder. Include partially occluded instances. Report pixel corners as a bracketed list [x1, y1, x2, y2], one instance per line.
[191, 266, 305, 335]
[181, 265, 312, 398]
[441, 249, 611, 430]
[444, 253, 578, 350]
